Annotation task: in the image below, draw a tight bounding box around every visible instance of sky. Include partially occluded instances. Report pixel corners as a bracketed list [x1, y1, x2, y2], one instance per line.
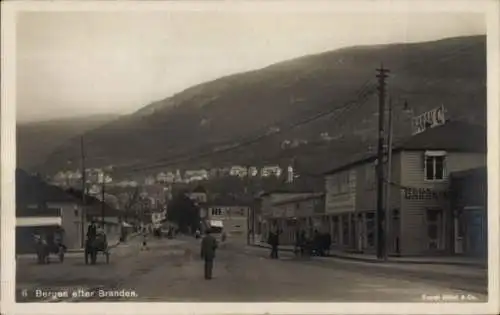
[15, 9, 485, 123]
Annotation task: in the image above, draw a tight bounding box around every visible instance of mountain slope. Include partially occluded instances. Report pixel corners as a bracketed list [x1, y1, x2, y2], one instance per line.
[39, 35, 486, 175]
[17, 114, 121, 170]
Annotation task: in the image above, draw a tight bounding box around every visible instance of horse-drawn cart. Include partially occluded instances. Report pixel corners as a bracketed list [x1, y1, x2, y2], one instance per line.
[34, 235, 66, 264]
[85, 232, 110, 265]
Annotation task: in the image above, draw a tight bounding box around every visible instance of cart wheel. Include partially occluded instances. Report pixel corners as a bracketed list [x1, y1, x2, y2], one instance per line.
[105, 252, 110, 264]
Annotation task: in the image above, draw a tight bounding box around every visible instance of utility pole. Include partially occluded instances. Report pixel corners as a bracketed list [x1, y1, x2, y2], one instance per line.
[101, 172, 106, 227]
[80, 136, 86, 248]
[246, 165, 251, 245]
[376, 65, 389, 260]
[384, 96, 394, 261]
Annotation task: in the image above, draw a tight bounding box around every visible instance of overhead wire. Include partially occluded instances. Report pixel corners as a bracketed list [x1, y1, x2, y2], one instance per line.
[116, 78, 377, 174]
[77, 40, 481, 178]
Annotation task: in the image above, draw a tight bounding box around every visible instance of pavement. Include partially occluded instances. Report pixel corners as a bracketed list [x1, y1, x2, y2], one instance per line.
[16, 235, 488, 303]
[16, 235, 187, 302]
[251, 242, 486, 268]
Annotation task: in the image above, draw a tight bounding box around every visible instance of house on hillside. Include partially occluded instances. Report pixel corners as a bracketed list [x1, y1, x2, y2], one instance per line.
[322, 120, 486, 257]
[16, 169, 85, 253]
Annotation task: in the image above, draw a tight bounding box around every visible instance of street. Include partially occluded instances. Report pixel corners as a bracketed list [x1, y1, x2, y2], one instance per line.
[16, 236, 488, 303]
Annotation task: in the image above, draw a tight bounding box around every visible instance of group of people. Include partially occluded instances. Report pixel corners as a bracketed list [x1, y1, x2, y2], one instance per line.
[295, 229, 332, 257]
[266, 227, 332, 259]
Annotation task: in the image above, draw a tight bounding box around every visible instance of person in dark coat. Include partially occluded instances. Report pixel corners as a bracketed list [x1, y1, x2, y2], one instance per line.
[294, 228, 301, 257]
[323, 232, 332, 256]
[268, 227, 282, 259]
[87, 220, 97, 241]
[200, 228, 218, 280]
[300, 230, 307, 256]
[313, 230, 323, 256]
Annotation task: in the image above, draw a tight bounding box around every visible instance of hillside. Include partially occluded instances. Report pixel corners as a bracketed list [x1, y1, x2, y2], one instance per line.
[17, 114, 121, 170]
[38, 35, 486, 176]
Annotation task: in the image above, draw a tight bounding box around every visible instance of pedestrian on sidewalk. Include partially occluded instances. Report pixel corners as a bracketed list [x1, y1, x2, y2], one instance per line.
[200, 228, 218, 280]
[141, 229, 149, 251]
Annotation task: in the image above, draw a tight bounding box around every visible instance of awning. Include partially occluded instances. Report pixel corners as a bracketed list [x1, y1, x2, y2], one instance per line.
[209, 220, 223, 228]
[17, 217, 62, 227]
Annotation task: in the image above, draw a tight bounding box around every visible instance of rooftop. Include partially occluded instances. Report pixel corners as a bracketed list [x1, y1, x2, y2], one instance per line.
[271, 192, 325, 206]
[65, 188, 123, 217]
[324, 120, 486, 175]
[16, 169, 77, 210]
[450, 166, 487, 179]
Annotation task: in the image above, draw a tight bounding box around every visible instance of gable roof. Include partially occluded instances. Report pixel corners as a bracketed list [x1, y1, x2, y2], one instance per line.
[272, 192, 325, 206]
[16, 169, 77, 208]
[396, 120, 486, 152]
[323, 120, 486, 175]
[450, 166, 487, 179]
[65, 188, 123, 217]
[259, 189, 317, 198]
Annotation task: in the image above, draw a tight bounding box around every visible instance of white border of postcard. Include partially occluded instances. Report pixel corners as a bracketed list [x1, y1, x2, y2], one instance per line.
[2, 0, 499, 314]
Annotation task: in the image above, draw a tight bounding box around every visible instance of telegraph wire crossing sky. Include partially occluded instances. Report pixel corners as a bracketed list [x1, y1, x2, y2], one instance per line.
[16, 11, 485, 123]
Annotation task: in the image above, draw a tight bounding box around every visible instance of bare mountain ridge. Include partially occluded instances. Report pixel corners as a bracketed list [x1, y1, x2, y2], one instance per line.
[39, 35, 486, 175]
[17, 114, 121, 170]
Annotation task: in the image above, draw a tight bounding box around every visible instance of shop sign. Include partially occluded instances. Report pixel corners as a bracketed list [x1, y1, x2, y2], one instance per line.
[272, 207, 285, 218]
[313, 198, 325, 214]
[325, 193, 356, 214]
[403, 187, 449, 200]
[412, 105, 446, 135]
[285, 205, 295, 218]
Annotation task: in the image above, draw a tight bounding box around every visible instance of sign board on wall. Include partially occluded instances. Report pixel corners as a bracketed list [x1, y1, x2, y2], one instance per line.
[412, 105, 446, 135]
[325, 170, 356, 214]
[403, 187, 449, 200]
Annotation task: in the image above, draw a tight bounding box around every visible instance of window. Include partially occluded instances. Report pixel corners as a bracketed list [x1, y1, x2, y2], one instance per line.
[340, 172, 350, 193]
[211, 208, 222, 216]
[365, 165, 376, 190]
[332, 216, 339, 244]
[342, 215, 349, 246]
[366, 212, 375, 248]
[424, 153, 446, 181]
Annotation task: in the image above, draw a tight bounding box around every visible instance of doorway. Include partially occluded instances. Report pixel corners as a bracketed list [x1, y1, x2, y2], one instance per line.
[426, 208, 445, 252]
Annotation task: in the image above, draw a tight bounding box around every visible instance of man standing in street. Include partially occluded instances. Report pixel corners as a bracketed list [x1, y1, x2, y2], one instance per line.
[268, 226, 281, 259]
[200, 228, 218, 280]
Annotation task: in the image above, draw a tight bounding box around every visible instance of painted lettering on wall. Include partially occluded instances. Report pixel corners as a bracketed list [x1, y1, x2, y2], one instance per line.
[403, 187, 448, 200]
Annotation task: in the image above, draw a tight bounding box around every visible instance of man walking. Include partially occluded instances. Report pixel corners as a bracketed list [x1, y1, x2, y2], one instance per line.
[200, 228, 218, 280]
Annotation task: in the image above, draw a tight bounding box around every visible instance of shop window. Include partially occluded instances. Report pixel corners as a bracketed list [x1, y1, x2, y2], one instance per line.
[332, 216, 339, 244]
[342, 215, 349, 246]
[424, 152, 446, 181]
[366, 212, 375, 248]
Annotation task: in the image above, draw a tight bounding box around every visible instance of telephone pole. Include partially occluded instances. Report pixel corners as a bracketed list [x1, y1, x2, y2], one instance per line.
[376, 65, 389, 260]
[101, 172, 106, 227]
[80, 136, 86, 248]
[246, 165, 251, 245]
[384, 96, 394, 261]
